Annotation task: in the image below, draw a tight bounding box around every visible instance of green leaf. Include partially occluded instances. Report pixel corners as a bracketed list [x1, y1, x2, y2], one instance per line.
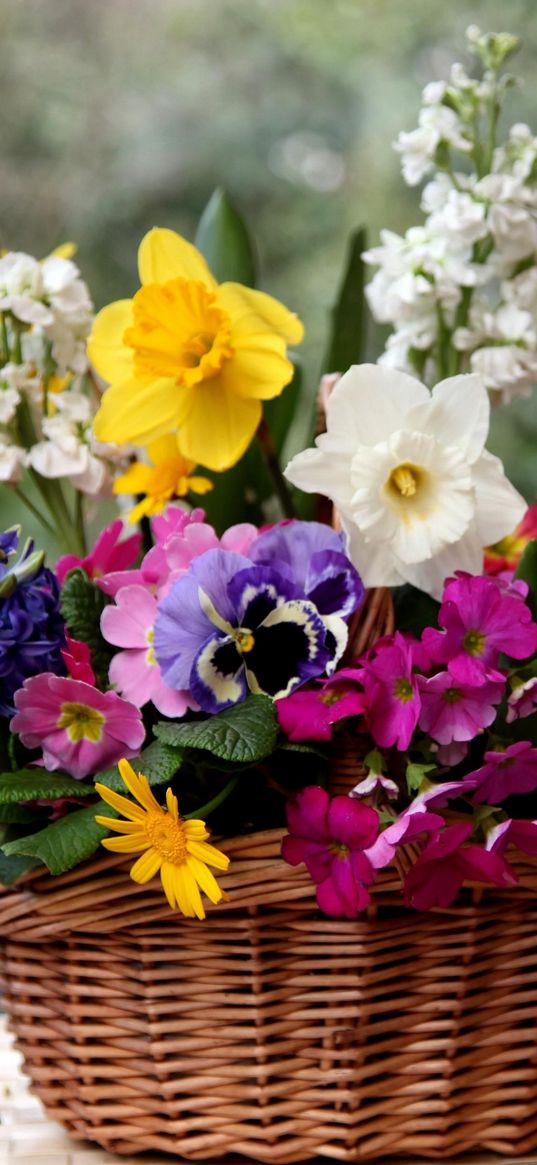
[155, 694, 278, 765]
[264, 359, 302, 457]
[2, 801, 118, 875]
[200, 440, 272, 532]
[0, 851, 42, 886]
[406, 762, 437, 795]
[393, 583, 440, 638]
[322, 227, 367, 376]
[0, 770, 95, 804]
[94, 739, 183, 792]
[0, 804, 39, 823]
[195, 188, 257, 287]
[60, 569, 113, 689]
[515, 539, 537, 619]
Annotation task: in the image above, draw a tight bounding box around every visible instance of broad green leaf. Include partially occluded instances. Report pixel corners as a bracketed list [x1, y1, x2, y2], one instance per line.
[0, 804, 38, 823]
[155, 694, 278, 765]
[406, 762, 437, 795]
[2, 801, 119, 875]
[200, 440, 272, 532]
[94, 739, 183, 792]
[515, 539, 537, 619]
[322, 226, 367, 376]
[0, 770, 95, 804]
[60, 568, 113, 689]
[0, 851, 42, 886]
[195, 187, 257, 287]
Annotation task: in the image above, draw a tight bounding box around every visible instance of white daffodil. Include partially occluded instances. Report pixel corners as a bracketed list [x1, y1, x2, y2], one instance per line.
[284, 365, 524, 599]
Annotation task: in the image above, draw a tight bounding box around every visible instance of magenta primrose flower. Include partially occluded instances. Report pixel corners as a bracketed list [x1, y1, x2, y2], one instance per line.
[365, 809, 445, 869]
[101, 583, 196, 718]
[282, 785, 380, 917]
[61, 634, 95, 685]
[359, 632, 423, 751]
[423, 572, 537, 685]
[276, 668, 365, 742]
[404, 822, 517, 910]
[11, 674, 145, 779]
[417, 670, 504, 744]
[56, 519, 141, 585]
[486, 817, 537, 856]
[507, 676, 537, 723]
[464, 741, 537, 804]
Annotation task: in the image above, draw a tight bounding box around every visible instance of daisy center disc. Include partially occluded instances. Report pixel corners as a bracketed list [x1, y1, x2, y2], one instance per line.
[124, 277, 234, 386]
[146, 810, 188, 863]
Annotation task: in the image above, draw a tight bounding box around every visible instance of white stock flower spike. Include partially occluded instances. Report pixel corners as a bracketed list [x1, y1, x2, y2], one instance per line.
[285, 365, 525, 599]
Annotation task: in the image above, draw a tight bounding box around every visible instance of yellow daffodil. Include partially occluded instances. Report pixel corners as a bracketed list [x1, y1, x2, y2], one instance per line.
[95, 758, 230, 918]
[90, 227, 303, 472]
[113, 434, 213, 524]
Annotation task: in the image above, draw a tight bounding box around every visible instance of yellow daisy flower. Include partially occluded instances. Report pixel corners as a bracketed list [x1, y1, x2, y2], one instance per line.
[89, 227, 303, 472]
[95, 758, 230, 918]
[113, 434, 213, 524]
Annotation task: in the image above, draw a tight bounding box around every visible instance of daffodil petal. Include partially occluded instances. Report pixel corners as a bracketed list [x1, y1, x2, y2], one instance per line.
[102, 834, 152, 853]
[186, 855, 225, 903]
[94, 784, 147, 822]
[146, 433, 190, 466]
[219, 283, 304, 345]
[130, 847, 162, 883]
[88, 300, 135, 382]
[138, 228, 217, 289]
[176, 378, 261, 471]
[186, 838, 230, 872]
[222, 324, 295, 401]
[93, 375, 193, 446]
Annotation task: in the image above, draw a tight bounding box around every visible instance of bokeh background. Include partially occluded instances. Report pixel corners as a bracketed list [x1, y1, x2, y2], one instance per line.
[1, 0, 537, 515]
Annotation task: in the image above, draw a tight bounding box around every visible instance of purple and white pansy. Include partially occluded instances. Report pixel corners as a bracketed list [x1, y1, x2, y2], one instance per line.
[154, 523, 364, 713]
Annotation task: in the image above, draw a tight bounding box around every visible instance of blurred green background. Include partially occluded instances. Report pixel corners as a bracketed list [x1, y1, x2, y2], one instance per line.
[1, 0, 537, 548]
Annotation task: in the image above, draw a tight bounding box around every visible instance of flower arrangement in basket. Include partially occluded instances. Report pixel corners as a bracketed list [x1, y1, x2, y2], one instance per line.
[2, 25, 537, 1163]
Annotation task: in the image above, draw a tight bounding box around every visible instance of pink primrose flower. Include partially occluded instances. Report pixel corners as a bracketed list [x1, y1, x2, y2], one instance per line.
[281, 785, 380, 917]
[276, 668, 365, 742]
[61, 634, 95, 685]
[359, 632, 422, 751]
[56, 519, 141, 585]
[100, 584, 196, 718]
[365, 810, 445, 869]
[417, 670, 504, 744]
[11, 674, 145, 779]
[404, 822, 517, 910]
[464, 741, 537, 804]
[486, 817, 537, 856]
[507, 676, 537, 723]
[423, 572, 537, 685]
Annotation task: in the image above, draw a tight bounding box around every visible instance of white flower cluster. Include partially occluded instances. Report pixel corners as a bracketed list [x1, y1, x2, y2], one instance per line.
[0, 248, 125, 491]
[364, 29, 537, 403]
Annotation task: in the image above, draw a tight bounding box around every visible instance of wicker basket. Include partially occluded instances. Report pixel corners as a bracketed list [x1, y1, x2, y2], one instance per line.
[2, 586, 537, 1162]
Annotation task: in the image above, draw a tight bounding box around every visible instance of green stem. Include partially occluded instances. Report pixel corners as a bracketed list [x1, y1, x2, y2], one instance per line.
[74, 488, 87, 557]
[184, 775, 239, 821]
[256, 418, 296, 519]
[11, 485, 56, 537]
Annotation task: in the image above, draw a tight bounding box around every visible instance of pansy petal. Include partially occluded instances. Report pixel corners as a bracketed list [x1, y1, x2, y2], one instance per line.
[190, 633, 246, 713]
[245, 600, 329, 699]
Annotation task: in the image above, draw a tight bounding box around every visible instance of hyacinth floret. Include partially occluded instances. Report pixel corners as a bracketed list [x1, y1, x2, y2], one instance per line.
[0, 526, 66, 716]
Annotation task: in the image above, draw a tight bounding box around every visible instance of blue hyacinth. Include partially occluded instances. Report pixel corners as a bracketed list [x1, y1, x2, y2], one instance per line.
[0, 527, 66, 716]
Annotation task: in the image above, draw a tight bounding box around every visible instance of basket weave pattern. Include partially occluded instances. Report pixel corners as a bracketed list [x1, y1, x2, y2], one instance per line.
[2, 587, 537, 1161]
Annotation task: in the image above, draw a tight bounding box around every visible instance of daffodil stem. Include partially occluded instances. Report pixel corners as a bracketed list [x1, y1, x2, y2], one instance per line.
[256, 418, 296, 519]
[185, 774, 239, 822]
